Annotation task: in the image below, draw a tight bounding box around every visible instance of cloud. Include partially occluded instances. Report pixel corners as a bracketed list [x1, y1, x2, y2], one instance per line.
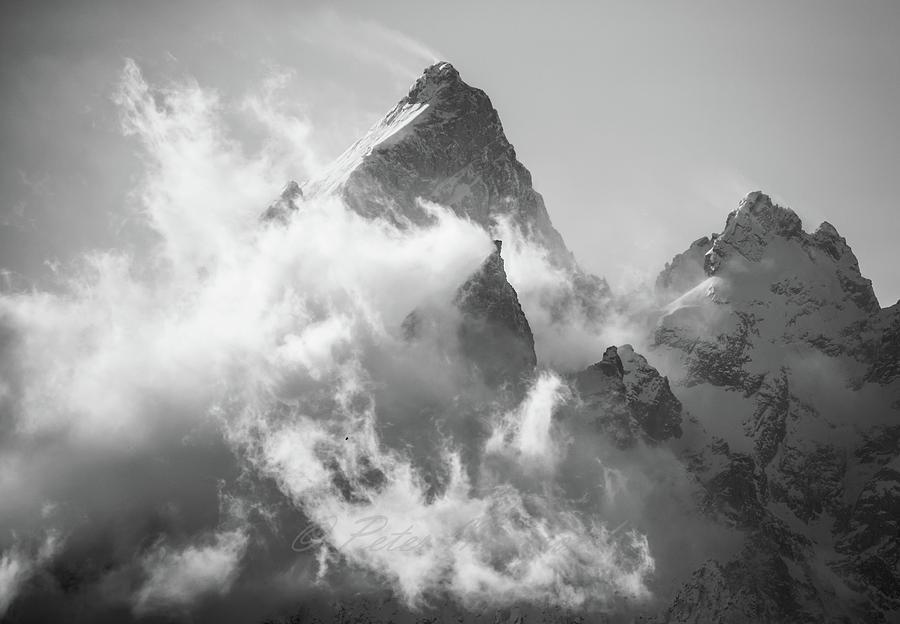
[491, 215, 653, 370]
[250, 398, 656, 609]
[295, 9, 443, 81]
[0, 59, 702, 621]
[486, 371, 568, 463]
[133, 528, 249, 615]
[241, 66, 324, 177]
[0, 531, 61, 618]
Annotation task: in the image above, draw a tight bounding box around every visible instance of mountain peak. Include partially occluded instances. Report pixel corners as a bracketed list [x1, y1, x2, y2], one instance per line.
[814, 220, 840, 238]
[260, 179, 303, 223]
[732, 191, 803, 239]
[275, 60, 609, 330]
[715, 191, 864, 276]
[404, 61, 467, 104]
[453, 240, 536, 387]
[422, 61, 459, 80]
[296, 59, 576, 269]
[658, 190, 880, 372]
[702, 190, 803, 273]
[812, 220, 850, 261]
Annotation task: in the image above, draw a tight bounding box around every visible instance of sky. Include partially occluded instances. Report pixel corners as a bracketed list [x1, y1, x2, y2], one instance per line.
[2, 0, 899, 304]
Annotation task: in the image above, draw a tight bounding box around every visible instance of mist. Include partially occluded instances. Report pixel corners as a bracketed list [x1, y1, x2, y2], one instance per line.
[0, 60, 732, 623]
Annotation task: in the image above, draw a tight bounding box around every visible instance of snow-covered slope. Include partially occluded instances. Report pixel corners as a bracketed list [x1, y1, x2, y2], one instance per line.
[657, 191, 879, 386]
[653, 191, 900, 622]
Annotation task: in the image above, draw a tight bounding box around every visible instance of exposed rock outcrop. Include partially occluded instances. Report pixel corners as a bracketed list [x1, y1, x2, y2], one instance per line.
[453, 240, 537, 387]
[402, 240, 535, 389]
[260, 180, 303, 223]
[571, 344, 683, 446]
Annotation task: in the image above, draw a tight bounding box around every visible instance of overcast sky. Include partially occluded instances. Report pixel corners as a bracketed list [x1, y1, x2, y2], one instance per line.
[2, 0, 899, 303]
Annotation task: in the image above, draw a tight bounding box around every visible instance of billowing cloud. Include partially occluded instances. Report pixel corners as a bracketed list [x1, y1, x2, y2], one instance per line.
[0, 59, 708, 622]
[133, 528, 249, 615]
[0, 531, 60, 618]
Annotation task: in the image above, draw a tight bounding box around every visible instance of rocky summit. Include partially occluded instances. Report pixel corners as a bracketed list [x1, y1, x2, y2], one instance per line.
[264, 63, 900, 623]
[265, 61, 612, 326]
[402, 239, 537, 389]
[652, 191, 900, 623]
[294, 62, 572, 265]
[453, 240, 537, 388]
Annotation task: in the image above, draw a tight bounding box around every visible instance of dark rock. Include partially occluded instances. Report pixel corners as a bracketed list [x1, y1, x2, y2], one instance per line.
[618, 344, 684, 440]
[865, 303, 900, 384]
[657, 234, 716, 296]
[602, 345, 625, 377]
[571, 344, 683, 445]
[454, 241, 537, 388]
[261, 180, 304, 223]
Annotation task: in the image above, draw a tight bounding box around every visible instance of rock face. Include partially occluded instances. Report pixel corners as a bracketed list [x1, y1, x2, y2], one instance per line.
[653, 191, 900, 622]
[260, 180, 303, 224]
[618, 345, 684, 441]
[655, 191, 881, 391]
[571, 351, 636, 447]
[835, 456, 900, 613]
[453, 240, 537, 387]
[865, 302, 900, 386]
[302, 63, 572, 266]
[401, 240, 536, 389]
[571, 343, 683, 446]
[657, 234, 716, 297]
